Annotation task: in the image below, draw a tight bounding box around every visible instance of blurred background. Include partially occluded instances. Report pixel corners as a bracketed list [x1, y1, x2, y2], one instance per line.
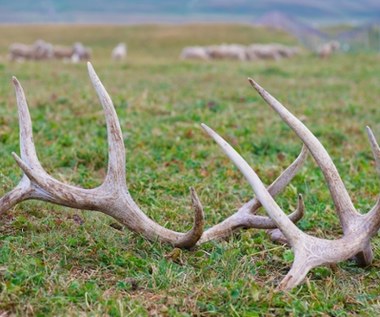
[0, 0, 380, 53]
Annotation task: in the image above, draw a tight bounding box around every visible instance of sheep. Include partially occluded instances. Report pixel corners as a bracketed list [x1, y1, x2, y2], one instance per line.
[180, 46, 209, 60]
[53, 46, 74, 60]
[32, 39, 53, 60]
[206, 44, 246, 61]
[9, 43, 34, 61]
[246, 44, 301, 61]
[318, 41, 340, 59]
[9, 40, 92, 62]
[72, 42, 92, 62]
[111, 43, 127, 61]
[246, 44, 282, 60]
[9, 40, 54, 61]
[270, 44, 300, 58]
[180, 43, 300, 62]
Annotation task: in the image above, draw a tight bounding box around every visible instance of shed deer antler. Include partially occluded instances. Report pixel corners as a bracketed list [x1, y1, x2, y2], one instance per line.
[202, 79, 380, 290]
[0, 62, 205, 248]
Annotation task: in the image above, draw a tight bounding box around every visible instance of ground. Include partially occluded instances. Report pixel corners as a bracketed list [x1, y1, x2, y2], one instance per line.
[0, 24, 379, 316]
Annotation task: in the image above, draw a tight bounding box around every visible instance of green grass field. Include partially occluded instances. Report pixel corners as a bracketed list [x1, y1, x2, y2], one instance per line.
[0, 24, 380, 316]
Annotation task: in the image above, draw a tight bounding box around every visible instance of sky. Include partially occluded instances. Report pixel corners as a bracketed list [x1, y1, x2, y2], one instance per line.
[0, 0, 379, 24]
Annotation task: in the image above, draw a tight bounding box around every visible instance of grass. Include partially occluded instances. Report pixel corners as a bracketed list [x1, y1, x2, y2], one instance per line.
[0, 24, 380, 316]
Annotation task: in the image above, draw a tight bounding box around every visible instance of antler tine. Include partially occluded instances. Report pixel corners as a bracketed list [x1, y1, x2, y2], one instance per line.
[366, 126, 380, 176]
[2, 65, 205, 248]
[363, 127, 380, 248]
[248, 78, 359, 231]
[87, 62, 126, 187]
[0, 78, 56, 215]
[11, 74, 103, 208]
[0, 78, 35, 215]
[12, 77, 41, 167]
[201, 123, 304, 246]
[177, 187, 205, 248]
[198, 145, 307, 244]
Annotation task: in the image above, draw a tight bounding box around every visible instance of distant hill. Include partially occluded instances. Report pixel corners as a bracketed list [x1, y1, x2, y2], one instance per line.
[0, 0, 379, 24]
[253, 11, 380, 52]
[254, 11, 328, 50]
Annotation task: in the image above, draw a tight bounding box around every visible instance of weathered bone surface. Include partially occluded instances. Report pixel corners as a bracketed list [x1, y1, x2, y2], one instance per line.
[197, 145, 307, 245]
[0, 62, 206, 248]
[202, 80, 380, 290]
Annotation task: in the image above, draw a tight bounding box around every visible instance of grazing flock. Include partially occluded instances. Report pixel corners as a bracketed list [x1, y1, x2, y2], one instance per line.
[180, 43, 301, 61]
[9, 40, 92, 62]
[8, 40, 128, 62]
[7, 39, 340, 63]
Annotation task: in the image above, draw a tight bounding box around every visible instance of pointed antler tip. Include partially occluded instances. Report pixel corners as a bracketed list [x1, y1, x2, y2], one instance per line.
[200, 123, 212, 134]
[366, 126, 377, 140]
[12, 76, 19, 86]
[296, 193, 305, 218]
[87, 62, 96, 75]
[87, 62, 101, 85]
[248, 78, 261, 91]
[200, 123, 212, 133]
[189, 186, 201, 201]
[11, 152, 22, 164]
[190, 187, 204, 222]
[189, 187, 200, 203]
[11, 152, 30, 176]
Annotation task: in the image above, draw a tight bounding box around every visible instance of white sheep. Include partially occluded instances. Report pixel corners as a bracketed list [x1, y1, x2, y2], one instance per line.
[72, 42, 92, 62]
[32, 39, 53, 60]
[112, 43, 127, 61]
[318, 41, 340, 59]
[9, 43, 34, 61]
[180, 46, 209, 60]
[206, 44, 246, 61]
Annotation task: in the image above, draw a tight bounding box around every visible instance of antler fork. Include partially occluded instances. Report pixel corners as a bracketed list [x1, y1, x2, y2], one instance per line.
[0, 62, 204, 248]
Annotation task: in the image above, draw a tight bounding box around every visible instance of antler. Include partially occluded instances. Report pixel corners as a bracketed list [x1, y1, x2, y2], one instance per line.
[249, 79, 378, 265]
[197, 145, 307, 245]
[0, 62, 204, 248]
[202, 80, 380, 290]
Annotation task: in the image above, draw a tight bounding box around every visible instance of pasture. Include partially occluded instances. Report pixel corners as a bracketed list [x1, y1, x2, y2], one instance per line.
[0, 24, 380, 316]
